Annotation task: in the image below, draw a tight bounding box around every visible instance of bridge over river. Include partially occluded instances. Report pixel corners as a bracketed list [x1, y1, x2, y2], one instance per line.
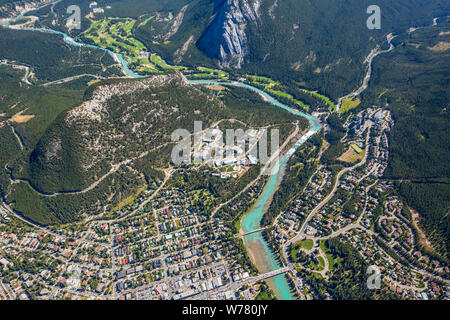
[186, 266, 292, 300]
[236, 227, 271, 238]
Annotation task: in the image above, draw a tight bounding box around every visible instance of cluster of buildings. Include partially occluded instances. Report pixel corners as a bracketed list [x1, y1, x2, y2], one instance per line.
[193, 127, 262, 178]
[104, 183, 258, 300]
[0, 157, 272, 301]
[272, 108, 449, 299]
[89, 2, 104, 14]
[274, 166, 335, 241]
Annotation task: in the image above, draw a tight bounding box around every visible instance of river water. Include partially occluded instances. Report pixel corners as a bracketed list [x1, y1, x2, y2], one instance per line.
[0, 4, 144, 79]
[1, 10, 322, 300]
[180, 80, 322, 299]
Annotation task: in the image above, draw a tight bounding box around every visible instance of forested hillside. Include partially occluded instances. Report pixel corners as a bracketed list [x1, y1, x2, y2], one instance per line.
[0, 29, 123, 82]
[362, 18, 450, 260]
[0, 0, 34, 18]
[1, 71, 306, 225]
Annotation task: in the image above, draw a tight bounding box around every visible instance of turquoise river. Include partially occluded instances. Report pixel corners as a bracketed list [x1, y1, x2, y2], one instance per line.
[1, 6, 322, 300]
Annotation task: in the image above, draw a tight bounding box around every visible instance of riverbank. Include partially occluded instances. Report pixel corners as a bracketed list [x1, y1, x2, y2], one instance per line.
[1, 11, 323, 300]
[233, 84, 322, 300]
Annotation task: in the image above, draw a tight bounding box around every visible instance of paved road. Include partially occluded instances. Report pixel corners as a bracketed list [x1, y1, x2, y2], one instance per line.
[0, 60, 33, 85]
[188, 266, 291, 300]
[42, 74, 104, 87]
[289, 125, 372, 246]
[7, 140, 172, 197]
[280, 122, 374, 269]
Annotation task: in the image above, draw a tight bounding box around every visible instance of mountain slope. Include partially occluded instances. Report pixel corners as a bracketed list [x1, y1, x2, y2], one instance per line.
[362, 18, 450, 260]
[3, 71, 306, 224]
[197, 0, 261, 68]
[27, 72, 223, 193]
[165, 0, 450, 98]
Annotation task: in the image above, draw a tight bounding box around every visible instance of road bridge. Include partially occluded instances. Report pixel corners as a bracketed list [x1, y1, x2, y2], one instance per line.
[236, 227, 270, 238]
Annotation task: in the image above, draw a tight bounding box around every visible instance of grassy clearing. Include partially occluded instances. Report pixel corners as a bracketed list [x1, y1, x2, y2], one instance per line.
[194, 67, 229, 79]
[151, 53, 184, 70]
[296, 239, 314, 250]
[290, 239, 314, 262]
[320, 240, 337, 270]
[138, 16, 154, 28]
[205, 85, 228, 92]
[186, 73, 216, 79]
[246, 75, 279, 85]
[340, 97, 361, 113]
[9, 110, 35, 123]
[245, 74, 309, 111]
[338, 146, 365, 163]
[268, 89, 309, 111]
[351, 144, 363, 154]
[112, 184, 147, 212]
[317, 256, 325, 271]
[428, 41, 450, 52]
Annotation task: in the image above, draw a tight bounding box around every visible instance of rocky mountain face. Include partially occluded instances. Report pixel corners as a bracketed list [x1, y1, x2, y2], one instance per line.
[197, 0, 261, 68]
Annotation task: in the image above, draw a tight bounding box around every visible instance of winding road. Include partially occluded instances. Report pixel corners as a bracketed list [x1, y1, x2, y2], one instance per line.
[285, 123, 372, 249]
[7, 121, 24, 151]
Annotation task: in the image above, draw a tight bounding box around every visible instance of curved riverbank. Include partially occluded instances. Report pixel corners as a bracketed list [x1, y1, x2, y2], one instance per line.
[190, 80, 322, 299]
[0, 2, 143, 79]
[1, 13, 322, 300]
[238, 86, 321, 300]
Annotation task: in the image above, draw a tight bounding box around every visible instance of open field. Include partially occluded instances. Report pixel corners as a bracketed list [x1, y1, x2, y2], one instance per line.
[185, 67, 230, 80]
[340, 97, 361, 113]
[289, 239, 314, 262]
[138, 16, 154, 28]
[205, 84, 228, 92]
[246, 75, 279, 86]
[428, 41, 450, 52]
[409, 206, 436, 254]
[112, 184, 148, 212]
[320, 240, 342, 270]
[317, 256, 325, 271]
[351, 144, 363, 154]
[197, 67, 229, 79]
[9, 110, 35, 123]
[338, 146, 365, 163]
[297, 239, 314, 250]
